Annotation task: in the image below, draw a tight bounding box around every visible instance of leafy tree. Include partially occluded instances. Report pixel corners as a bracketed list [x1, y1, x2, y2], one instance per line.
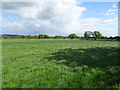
[44, 35, 49, 39]
[20, 35, 25, 39]
[54, 36, 62, 39]
[109, 36, 113, 40]
[49, 36, 54, 39]
[3, 36, 8, 39]
[84, 32, 89, 38]
[84, 31, 102, 40]
[38, 34, 44, 39]
[84, 31, 95, 40]
[38, 34, 50, 39]
[68, 33, 77, 39]
[77, 36, 80, 39]
[31, 35, 38, 39]
[27, 35, 31, 39]
[63, 36, 68, 40]
[114, 36, 120, 41]
[94, 31, 102, 39]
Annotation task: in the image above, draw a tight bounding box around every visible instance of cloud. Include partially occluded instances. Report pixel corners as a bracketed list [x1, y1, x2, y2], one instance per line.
[78, 17, 118, 36]
[35, 24, 41, 27]
[112, 4, 117, 8]
[103, 19, 113, 23]
[0, 15, 2, 33]
[103, 3, 118, 16]
[3, 1, 85, 20]
[2, 1, 86, 35]
[1, 0, 119, 2]
[104, 9, 117, 15]
[2, 2, 35, 10]
[101, 18, 118, 36]
[108, 9, 117, 13]
[2, 1, 118, 36]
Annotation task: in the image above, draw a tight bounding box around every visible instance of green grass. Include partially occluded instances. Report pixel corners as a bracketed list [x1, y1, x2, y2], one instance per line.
[2, 39, 120, 88]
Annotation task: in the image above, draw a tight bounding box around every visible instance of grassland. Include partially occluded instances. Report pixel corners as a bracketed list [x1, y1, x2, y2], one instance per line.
[2, 39, 120, 88]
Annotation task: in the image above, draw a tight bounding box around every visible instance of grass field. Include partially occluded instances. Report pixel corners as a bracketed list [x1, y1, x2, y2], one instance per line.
[2, 39, 120, 88]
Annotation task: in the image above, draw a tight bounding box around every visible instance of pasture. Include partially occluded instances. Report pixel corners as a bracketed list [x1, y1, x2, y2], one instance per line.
[2, 39, 120, 88]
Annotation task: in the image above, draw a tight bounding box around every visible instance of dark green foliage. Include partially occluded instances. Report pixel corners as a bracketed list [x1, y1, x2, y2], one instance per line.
[38, 34, 44, 39]
[2, 34, 120, 41]
[54, 36, 63, 39]
[44, 35, 50, 39]
[20, 35, 25, 39]
[68, 33, 77, 39]
[84, 31, 95, 39]
[94, 31, 102, 39]
[38, 34, 50, 39]
[84, 31, 103, 40]
[3, 36, 8, 39]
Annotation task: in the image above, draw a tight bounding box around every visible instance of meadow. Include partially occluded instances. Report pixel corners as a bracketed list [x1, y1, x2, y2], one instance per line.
[2, 39, 120, 88]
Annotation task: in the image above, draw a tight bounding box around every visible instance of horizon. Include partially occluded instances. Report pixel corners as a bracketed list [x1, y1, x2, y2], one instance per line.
[1, 1, 118, 36]
[1, 33, 120, 37]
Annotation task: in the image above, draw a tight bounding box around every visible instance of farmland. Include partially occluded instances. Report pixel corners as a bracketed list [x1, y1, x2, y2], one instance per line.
[2, 39, 120, 88]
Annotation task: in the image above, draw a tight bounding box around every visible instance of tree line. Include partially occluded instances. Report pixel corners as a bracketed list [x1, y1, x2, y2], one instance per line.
[1, 31, 120, 41]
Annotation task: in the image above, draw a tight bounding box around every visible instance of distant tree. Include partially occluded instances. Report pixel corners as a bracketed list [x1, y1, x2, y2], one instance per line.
[84, 31, 102, 40]
[34, 35, 38, 39]
[38, 34, 44, 39]
[94, 31, 102, 40]
[104, 36, 108, 39]
[84, 31, 95, 40]
[77, 36, 80, 39]
[20, 35, 25, 39]
[3, 36, 8, 39]
[49, 36, 54, 39]
[54, 36, 62, 39]
[29, 35, 37, 39]
[114, 36, 120, 41]
[63, 36, 68, 40]
[84, 32, 89, 39]
[109, 36, 113, 40]
[27, 35, 31, 39]
[68, 34, 77, 39]
[44, 35, 49, 39]
[100, 36, 105, 39]
[38, 34, 49, 39]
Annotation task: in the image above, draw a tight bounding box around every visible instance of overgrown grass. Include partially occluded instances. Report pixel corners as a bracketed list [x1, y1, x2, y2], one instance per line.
[2, 39, 120, 88]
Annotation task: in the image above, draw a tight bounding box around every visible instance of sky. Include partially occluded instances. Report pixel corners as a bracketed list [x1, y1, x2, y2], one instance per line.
[1, 0, 118, 36]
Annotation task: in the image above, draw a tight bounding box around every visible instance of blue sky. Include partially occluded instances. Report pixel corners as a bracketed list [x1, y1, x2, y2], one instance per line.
[1, 1, 118, 36]
[81, 2, 118, 18]
[2, 12, 19, 21]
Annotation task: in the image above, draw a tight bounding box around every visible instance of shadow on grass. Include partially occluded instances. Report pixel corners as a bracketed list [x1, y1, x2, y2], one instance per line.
[47, 47, 120, 69]
[45, 47, 120, 87]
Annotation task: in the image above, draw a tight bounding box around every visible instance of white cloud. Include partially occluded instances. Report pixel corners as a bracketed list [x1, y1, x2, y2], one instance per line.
[2, 2, 36, 10]
[2, 1, 118, 36]
[2, 0, 119, 2]
[103, 19, 113, 23]
[104, 9, 117, 15]
[35, 24, 41, 27]
[112, 4, 117, 8]
[2, 1, 86, 35]
[108, 9, 117, 13]
[101, 18, 118, 36]
[103, 3, 118, 16]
